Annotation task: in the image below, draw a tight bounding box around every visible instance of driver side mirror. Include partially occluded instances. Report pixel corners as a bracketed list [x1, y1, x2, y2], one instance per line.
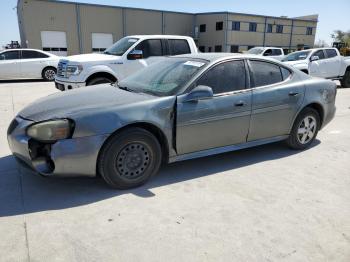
[310, 55, 319, 62]
[127, 50, 143, 60]
[183, 85, 213, 102]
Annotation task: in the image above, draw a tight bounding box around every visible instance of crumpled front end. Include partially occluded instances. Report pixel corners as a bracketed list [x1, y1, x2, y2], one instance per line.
[7, 116, 108, 177]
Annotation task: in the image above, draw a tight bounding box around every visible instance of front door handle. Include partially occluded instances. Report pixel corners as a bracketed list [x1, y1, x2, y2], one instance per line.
[234, 101, 246, 107]
[289, 91, 299, 96]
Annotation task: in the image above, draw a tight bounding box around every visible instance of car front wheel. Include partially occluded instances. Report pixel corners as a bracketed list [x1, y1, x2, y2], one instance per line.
[287, 108, 320, 150]
[340, 70, 350, 88]
[42, 67, 56, 81]
[98, 128, 162, 189]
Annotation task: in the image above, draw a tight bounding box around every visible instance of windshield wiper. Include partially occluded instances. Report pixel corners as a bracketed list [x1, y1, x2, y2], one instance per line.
[116, 83, 135, 93]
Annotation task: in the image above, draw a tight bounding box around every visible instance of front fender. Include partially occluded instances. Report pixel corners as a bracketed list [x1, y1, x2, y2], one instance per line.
[82, 65, 119, 82]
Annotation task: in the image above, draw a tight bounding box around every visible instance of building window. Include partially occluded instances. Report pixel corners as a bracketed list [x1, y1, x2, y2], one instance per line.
[208, 47, 212, 52]
[231, 45, 239, 53]
[216, 21, 223, 31]
[199, 24, 206, 32]
[276, 25, 283, 33]
[232, 21, 240, 31]
[248, 46, 255, 50]
[266, 24, 273, 33]
[249, 22, 257, 32]
[215, 45, 222, 52]
[306, 27, 313, 35]
[199, 46, 205, 52]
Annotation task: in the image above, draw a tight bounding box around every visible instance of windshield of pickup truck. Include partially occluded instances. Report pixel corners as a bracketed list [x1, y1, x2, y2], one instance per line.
[104, 37, 139, 56]
[247, 47, 264, 55]
[283, 50, 311, 61]
[118, 58, 207, 96]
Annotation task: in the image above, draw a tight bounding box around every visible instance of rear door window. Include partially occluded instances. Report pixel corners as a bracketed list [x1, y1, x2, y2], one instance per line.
[325, 49, 337, 58]
[272, 49, 282, 55]
[168, 39, 191, 55]
[22, 50, 49, 59]
[249, 60, 283, 87]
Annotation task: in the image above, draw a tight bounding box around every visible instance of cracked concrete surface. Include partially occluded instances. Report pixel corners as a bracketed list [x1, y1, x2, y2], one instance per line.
[0, 81, 349, 262]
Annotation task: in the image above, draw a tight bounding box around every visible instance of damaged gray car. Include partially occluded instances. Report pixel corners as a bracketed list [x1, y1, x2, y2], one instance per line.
[7, 53, 337, 189]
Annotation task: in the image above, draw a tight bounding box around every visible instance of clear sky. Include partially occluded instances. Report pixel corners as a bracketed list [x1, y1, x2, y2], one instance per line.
[1, 0, 349, 48]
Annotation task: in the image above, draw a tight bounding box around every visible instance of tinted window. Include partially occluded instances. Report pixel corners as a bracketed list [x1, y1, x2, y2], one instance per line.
[135, 39, 162, 58]
[276, 25, 283, 33]
[216, 21, 223, 31]
[249, 60, 283, 87]
[22, 50, 49, 59]
[313, 50, 325, 60]
[281, 67, 291, 80]
[197, 60, 246, 94]
[168, 39, 190, 55]
[326, 49, 337, 58]
[264, 49, 273, 56]
[214, 45, 222, 52]
[249, 23, 257, 32]
[272, 49, 282, 55]
[198, 46, 205, 52]
[232, 21, 240, 31]
[199, 24, 206, 32]
[0, 51, 20, 60]
[267, 24, 273, 33]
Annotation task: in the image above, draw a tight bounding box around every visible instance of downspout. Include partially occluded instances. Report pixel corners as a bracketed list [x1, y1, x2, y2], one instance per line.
[162, 12, 165, 34]
[122, 8, 126, 37]
[75, 4, 83, 54]
[224, 12, 228, 52]
[289, 19, 294, 51]
[262, 17, 267, 47]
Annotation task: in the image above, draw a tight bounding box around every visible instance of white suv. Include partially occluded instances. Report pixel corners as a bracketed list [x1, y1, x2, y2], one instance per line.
[246, 47, 285, 61]
[55, 35, 198, 91]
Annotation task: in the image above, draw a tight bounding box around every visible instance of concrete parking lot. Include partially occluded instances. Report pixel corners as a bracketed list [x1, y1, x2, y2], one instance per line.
[0, 81, 349, 262]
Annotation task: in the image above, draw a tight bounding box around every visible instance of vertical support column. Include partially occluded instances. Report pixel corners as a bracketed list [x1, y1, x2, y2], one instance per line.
[75, 3, 83, 54]
[122, 8, 126, 37]
[162, 12, 165, 34]
[262, 17, 267, 47]
[224, 12, 229, 52]
[289, 19, 294, 51]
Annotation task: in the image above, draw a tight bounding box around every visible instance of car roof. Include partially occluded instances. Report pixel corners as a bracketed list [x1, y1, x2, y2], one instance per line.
[0, 48, 57, 57]
[174, 52, 282, 63]
[127, 35, 193, 40]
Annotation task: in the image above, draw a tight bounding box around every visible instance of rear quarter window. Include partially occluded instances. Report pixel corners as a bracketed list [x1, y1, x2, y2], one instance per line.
[249, 60, 283, 87]
[325, 49, 337, 58]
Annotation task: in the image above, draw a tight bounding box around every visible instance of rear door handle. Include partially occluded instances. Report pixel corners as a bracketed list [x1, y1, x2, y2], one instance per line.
[234, 101, 246, 107]
[289, 91, 299, 96]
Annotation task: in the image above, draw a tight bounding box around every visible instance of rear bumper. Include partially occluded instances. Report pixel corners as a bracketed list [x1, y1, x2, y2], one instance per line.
[7, 116, 109, 177]
[321, 103, 336, 129]
[55, 79, 85, 91]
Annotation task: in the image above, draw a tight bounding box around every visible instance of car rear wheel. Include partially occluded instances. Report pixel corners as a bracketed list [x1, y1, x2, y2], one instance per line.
[340, 70, 350, 88]
[287, 108, 320, 150]
[98, 128, 162, 189]
[87, 77, 114, 86]
[42, 67, 56, 81]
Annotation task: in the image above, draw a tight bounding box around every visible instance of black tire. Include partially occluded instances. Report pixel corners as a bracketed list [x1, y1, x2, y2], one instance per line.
[287, 107, 320, 150]
[340, 70, 350, 88]
[98, 128, 162, 189]
[42, 67, 57, 81]
[86, 77, 114, 86]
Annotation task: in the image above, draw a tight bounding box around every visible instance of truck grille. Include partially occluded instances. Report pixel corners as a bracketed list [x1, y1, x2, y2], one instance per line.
[57, 60, 68, 78]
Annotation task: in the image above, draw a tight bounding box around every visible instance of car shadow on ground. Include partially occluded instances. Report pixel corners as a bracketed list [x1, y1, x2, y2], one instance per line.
[0, 140, 320, 217]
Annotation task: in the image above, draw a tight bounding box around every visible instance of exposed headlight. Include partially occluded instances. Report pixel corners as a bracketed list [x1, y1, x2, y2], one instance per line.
[66, 65, 83, 77]
[27, 119, 75, 142]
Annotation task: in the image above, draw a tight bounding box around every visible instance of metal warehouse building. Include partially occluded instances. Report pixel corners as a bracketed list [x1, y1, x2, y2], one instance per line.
[17, 0, 318, 56]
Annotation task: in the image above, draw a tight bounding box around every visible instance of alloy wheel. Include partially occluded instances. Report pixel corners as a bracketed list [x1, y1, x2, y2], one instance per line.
[297, 115, 317, 144]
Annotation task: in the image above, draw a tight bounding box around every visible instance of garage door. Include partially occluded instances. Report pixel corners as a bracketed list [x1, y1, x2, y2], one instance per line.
[92, 33, 113, 53]
[41, 31, 67, 56]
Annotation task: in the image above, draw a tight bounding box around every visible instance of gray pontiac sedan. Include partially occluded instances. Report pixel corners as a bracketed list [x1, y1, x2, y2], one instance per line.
[7, 53, 336, 189]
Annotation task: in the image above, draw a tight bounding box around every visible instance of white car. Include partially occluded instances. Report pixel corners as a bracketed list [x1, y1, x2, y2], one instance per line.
[0, 49, 59, 81]
[246, 47, 285, 61]
[55, 35, 198, 91]
[282, 48, 350, 88]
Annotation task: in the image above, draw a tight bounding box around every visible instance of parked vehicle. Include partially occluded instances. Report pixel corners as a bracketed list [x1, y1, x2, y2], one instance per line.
[54, 35, 198, 91]
[282, 48, 350, 88]
[246, 47, 285, 61]
[8, 53, 336, 189]
[0, 49, 59, 81]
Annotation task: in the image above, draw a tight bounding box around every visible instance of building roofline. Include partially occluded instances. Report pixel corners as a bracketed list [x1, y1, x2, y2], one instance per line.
[21, 0, 318, 22]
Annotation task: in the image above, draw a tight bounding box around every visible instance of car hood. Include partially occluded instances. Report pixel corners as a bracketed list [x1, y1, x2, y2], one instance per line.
[18, 85, 155, 122]
[65, 53, 121, 63]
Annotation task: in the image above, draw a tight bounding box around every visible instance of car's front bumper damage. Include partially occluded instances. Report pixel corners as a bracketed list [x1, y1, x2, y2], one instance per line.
[7, 116, 108, 177]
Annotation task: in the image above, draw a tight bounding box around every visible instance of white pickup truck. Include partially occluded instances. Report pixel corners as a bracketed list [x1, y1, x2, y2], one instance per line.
[55, 35, 198, 91]
[246, 47, 285, 61]
[282, 47, 350, 88]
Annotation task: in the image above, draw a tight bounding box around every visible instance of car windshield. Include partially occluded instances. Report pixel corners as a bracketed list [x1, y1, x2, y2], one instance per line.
[104, 37, 139, 56]
[247, 47, 264, 55]
[118, 58, 208, 96]
[283, 50, 311, 61]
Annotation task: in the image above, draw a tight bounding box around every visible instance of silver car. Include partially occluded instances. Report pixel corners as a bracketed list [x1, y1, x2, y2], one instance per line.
[7, 53, 337, 189]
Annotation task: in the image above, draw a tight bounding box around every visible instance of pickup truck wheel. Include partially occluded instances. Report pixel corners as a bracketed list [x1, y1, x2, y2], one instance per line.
[42, 67, 56, 81]
[287, 108, 320, 150]
[340, 71, 350, 88]
[98, 128, 162, 189]
[86, 77, 114, 86]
